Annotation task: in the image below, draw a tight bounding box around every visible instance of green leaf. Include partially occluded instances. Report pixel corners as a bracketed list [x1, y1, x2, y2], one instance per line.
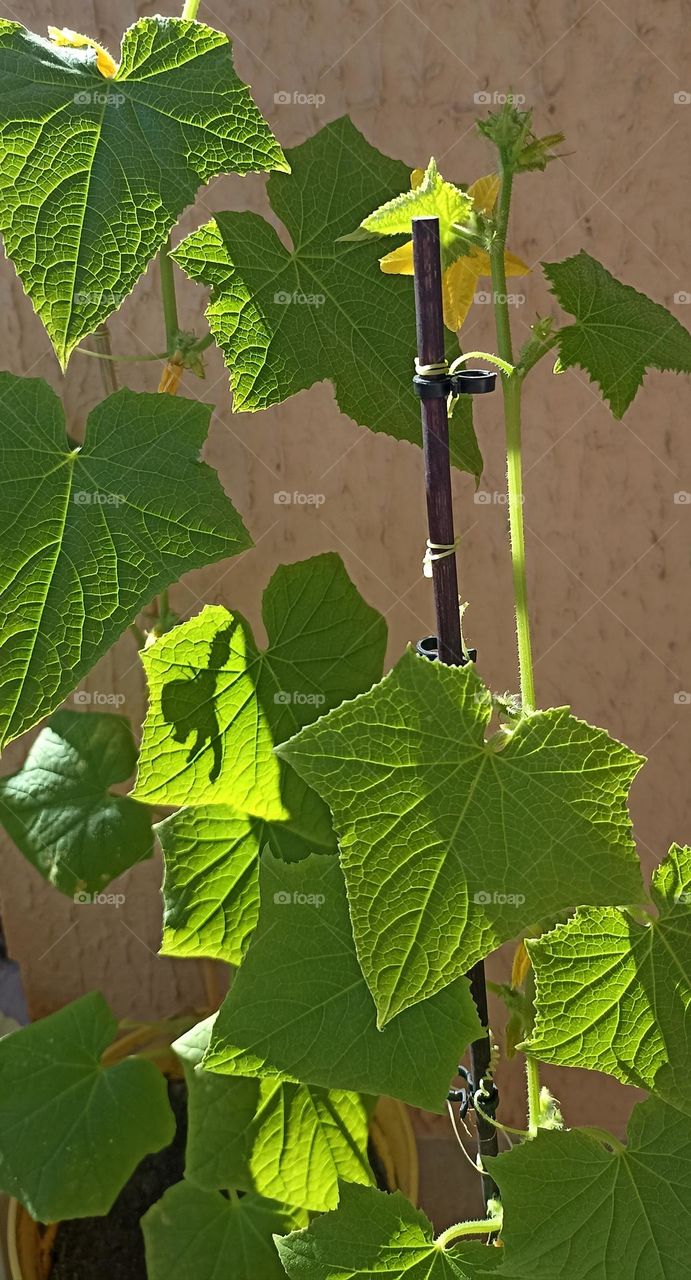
[278, 648, 645, 1025]
[172, 116, 482, 478]
[203, 853, 483, 1113]
[0, 710, 152, 896]
[360, 156, 474, 266]
[523, 844, 691, 1111]
[545, 252, 691, 417]
[0, 377, 250, 748]
[0, 992, 174, 1221]
[156, 805, 332, 966]
[142, 1181, 304, 1280]
[277, 1183, 501, 1279]
[489, 1096, 691, 1278]
[134, 553, 386, 818]
[0, 17, 287, 366]
[175, 1016, 372, 1211]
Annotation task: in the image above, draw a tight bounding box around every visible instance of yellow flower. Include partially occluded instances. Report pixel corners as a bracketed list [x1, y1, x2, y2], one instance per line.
[48, 27, 118, 78]
[379, 170, 530, 332]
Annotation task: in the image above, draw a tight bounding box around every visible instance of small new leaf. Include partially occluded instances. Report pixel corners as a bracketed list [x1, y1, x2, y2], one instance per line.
[0, 993, 174, 1221]
[545, 252, 691, 417]
[279, 648, 645, 1025]
[0, 711, 152, 896]
[0, 377, 251, 748]
[172, 117, 482, 477]
[0, 17, 287, 365]
[523, 844, 691, 1112]
[203, 854, 483, 1113]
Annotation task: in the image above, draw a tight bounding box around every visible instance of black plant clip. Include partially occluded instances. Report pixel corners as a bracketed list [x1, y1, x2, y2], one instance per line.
[448, 1065, 500, 1124]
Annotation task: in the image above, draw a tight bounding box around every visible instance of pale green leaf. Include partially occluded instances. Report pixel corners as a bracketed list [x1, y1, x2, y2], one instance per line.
[278, 647, 645, 1025]
[0, 17, 287, 365]
[0, 710, 151, 896]
[174, 1016, 372, 1211]
[143, 1181, 304, 1280]
[172, 117, 482, 478]
[360, 156, 474, 266]
[135, 552, 386, 817]
[545, 252, 691, 417]
[203, 853, 483, 1113]
[489, 1096, 691, 1278]
[0, 377, 251, 748]
[0, 992, 174, 1221]
[523, 844, 691, 1112]
[277, 1182, 500, 1279]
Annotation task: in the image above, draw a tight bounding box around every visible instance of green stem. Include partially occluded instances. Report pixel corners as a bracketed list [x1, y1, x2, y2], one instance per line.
[436, 1213, 502, 1250]
[158, 588, 170, 624]
[182, 0, 202, 18]
[189, 331, 215, 355]
[526, 1055, 542, 1138]
[77, 348, 171, 364]
[489, 160, 537, 714]
[159, 238, 181, 352]
[129, 623, 146, 649]
[475, 1095, 528, 1138]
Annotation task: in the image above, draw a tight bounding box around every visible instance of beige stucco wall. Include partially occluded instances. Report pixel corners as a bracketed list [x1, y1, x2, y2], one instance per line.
[1, 0, 690, 1176]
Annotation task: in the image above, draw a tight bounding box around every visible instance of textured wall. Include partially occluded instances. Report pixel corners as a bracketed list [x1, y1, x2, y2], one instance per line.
[1, 0, 690, 1196]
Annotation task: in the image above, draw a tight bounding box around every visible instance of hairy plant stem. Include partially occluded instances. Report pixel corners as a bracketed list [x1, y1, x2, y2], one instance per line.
[182, 0, 202, 18]
[526, 1055, 542, 1138]
[436, 1213, 502, 1249]
[489, 160, 536, 715]
[159, 238, 181, 352]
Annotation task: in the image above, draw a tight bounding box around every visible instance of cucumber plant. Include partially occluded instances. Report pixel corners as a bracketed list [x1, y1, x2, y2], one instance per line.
[0, 6, 689, 1277]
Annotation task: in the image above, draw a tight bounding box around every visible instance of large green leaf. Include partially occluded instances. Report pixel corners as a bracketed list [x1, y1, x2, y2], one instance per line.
[156, 804, 332, 965]
[0, 710, 151, 896]
[0, 377, 250, 748]
[0, 17, 287, 366]
[143, 1181, 304, 1280]
[279, 647, 645, 1025]
[489, 1096, 691, 1278]
[175, 1017, 371, 1211]
[172, 116, 481, 477]
[0, 992, 174, 1221]
[523, 844, 691, 1112]
[545, 252, 691, 417]
[134, 553, 386, 818]
[277, 1183, 500, 1279]
[203, 854, 483, 1112]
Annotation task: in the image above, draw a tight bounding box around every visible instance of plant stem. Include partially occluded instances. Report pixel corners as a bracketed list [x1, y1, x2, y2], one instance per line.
[159, 238, 181, 352]
[436, 1213, 502, 1249]
[91, 323, 119, 398]
[182, 0, 202, 18]
[526, 1055, 542, 1138]
[489, 161, 536, 714]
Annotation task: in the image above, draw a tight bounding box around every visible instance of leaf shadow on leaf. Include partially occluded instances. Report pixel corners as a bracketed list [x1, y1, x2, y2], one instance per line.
[160, 619, 241, 786]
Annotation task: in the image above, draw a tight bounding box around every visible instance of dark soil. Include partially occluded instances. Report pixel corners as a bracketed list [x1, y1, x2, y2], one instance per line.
[49, 1078, 187, 1280]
